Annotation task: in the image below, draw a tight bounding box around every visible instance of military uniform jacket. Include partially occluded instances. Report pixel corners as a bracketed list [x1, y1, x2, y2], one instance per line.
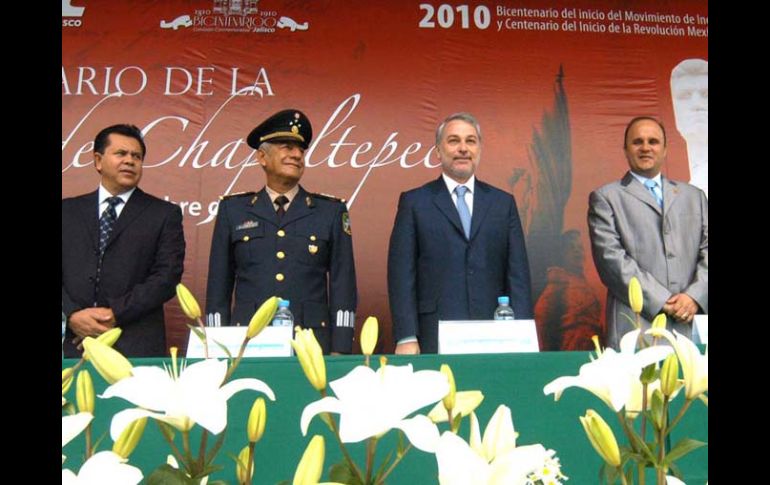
[205, 186, 357, 353]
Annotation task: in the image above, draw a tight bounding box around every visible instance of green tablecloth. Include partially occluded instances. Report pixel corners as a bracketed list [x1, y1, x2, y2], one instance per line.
[62, 352, 707, 483]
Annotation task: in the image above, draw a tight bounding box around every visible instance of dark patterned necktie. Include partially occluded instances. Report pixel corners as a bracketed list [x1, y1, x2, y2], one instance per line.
[99, 196, 123, 254]
[275, 195, 289, 219]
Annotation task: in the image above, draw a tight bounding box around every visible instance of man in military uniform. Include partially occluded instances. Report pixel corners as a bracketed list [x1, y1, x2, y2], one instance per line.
[205, 109, 357, 354]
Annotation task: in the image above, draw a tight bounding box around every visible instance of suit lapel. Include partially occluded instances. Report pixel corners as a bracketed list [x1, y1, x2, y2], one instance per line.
[661, 177, 679, 213]
[78, 191, 100, 252]
[247, 188, 280, 226]
[469, 180, 491, 241]
[621, 172, 661, 214]
[107, 188, 151, 249]
[279, 186, 314, 227]
[431, 177, 466, 239]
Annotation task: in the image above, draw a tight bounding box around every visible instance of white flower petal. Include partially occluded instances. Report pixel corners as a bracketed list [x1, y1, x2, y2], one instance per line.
[666, 475, 686, 485]
[482, 405, 517, 461]
[490, 444, 548, 485]
[220, 378, 275, 401]
[619, 329, 641, 354]
[76, 451, 143, 485]
[110, 408, 183, 440]
[62, 469, 77, 485]
[300, 396, 343, 436]
[101, 366, 174, 411]
[394, 415, 440, 452]
[62, 412, 93, 448]
[436, 431, 491, 485]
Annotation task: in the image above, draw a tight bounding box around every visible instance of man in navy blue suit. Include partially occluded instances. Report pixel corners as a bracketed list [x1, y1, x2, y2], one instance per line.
[387, 112, 533, 354]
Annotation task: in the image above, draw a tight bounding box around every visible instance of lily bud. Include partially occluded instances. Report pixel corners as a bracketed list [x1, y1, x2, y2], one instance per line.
[660, 353, 680, 397]
[440, 364, 456, 412]
[62, 367, 75, 395]
[247, 398, 267, 443]
[579, 409, 621, 467]
[76, 369, 95, 414]
[236, 445, 253, 484]
[628, 277, 643, 314]
[176, 283, 202, 320]
[651, 313, 667, 331]
[247, 296, 279, 339]
[290, 328, 326, 391]
[360, 316, 379, 356]
[650, 389, 665, 431]
[293, 435, 325, 485]
[82, 337, 133, 384]
[96, 327, 123, 348]
[112, 417, 147, 459]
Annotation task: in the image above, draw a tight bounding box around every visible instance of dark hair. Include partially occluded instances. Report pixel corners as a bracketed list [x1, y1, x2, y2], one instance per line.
[623, 116, 666, 148]
[94, 124, 146, 158]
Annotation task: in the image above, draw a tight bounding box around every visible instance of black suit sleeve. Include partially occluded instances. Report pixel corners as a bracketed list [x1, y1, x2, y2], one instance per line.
[387, 192, 419, 343]
[205, 199, 235, 325]
[506, 195, 534, 318]
[108, 205, 185, 324]
[329, 202, 357, 353]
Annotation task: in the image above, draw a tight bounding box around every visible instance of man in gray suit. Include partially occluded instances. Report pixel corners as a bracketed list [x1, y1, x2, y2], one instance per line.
[588, 116, 708, 349]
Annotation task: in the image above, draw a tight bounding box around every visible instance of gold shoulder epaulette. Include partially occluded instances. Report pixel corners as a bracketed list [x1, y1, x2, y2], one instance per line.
[219, 191, 257, 201]
[310, 192, 347, 204]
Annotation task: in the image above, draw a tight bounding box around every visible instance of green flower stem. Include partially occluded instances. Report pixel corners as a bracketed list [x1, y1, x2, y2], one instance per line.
[664, 399, 693, 438]
[616, 412, 644, 485]
[377, 443, 412, 485]
[156, 422, 186, 472]
[196, 317, 209, 359]
[223, 339, 249, 384]
[198, 430, 209, 470]
[620, 468, 630, 485]
[318, 388, 364, 483]
[640, 381, 649, 442]
[84, 424, 93, 459]
[182, 430, 195, 475]
[638, 462, 645, 485]
[245, 442, 256, 485]
[365, 437, 378, 484]
[364, 354, 370, 368]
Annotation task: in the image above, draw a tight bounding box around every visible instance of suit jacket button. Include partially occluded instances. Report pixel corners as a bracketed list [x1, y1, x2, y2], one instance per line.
[275, 273, 285, 281]
[243, 235, 250, 242]
[277, 230, 286, 237]
[276, 251, 285, 259]
[320, 321, 326, 327]
[310, 235, 317, 241]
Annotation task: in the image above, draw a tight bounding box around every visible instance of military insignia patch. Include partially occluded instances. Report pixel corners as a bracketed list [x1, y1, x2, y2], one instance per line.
[342, 212, 351, 235]
[308, 244, 318, 254]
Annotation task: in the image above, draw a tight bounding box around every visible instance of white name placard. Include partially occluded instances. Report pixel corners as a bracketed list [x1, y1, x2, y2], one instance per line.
[692, 315, 708, 345]
[438, 320, 540, 354]
[186, 326, 293, 358]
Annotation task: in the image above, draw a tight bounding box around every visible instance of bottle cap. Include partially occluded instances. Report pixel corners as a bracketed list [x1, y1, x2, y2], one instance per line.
[497, 296, 510, 305]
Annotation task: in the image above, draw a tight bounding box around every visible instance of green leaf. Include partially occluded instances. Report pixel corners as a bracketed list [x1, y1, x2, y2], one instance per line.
[319, 412, 335, 432]
[329, 461, 361, 484]
[146, 464, 198, 485]
[625, 425, 657, 466]
[187, 324, 206, 342]
[451, 412, 463, 433]
[157, 420, 176, 442]
[639, 364, 658, 384]
[396, 430, 407, 457]
[663, 438, 707, 465]
[211, 338, 233, 359]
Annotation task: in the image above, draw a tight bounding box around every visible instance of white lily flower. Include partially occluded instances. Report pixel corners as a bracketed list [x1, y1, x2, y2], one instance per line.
[61, 451, 142, 485]
[103, 358, 275, 438]
[62, 412, 93, 464]
[436, 431, 560, 485]
[544, 329, 673, 412]
[645, 328, 708, 400]
[300, 364, 447, 452]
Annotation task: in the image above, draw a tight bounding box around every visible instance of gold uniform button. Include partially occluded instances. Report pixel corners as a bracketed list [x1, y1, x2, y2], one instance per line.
[320, 321, 326, 327]
[275, 273, 285, 282]
[276, 251, 285, 259]
[277, 229, 286, 237]
[310, 235, 317, 241]
[242, 236, 250, 242]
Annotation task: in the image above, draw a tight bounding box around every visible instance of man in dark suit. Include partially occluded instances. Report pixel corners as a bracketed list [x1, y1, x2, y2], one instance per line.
[588, 116, 708, 349]
[388, 112, 533, 354]
[205, 109, 357, 354]
[62, 124, 185, 357]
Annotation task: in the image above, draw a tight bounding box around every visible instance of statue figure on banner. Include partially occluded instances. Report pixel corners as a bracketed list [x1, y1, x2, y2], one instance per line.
[534, 230, 601, 351]
[671, 58, 708, 197]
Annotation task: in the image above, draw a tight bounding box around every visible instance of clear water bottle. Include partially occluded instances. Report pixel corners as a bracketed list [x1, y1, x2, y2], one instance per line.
[493, 296, 515, 320]
[272, 299, 294, 327]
